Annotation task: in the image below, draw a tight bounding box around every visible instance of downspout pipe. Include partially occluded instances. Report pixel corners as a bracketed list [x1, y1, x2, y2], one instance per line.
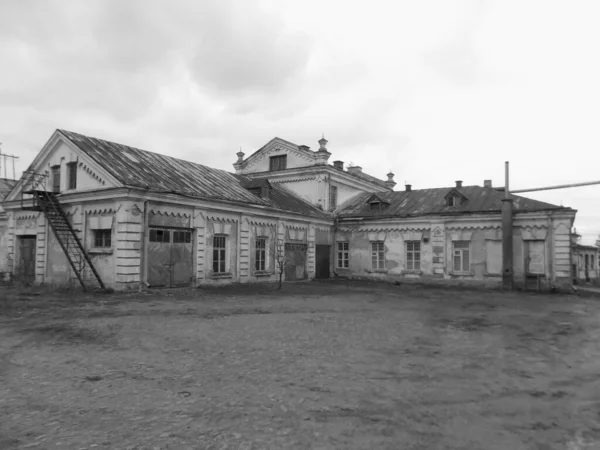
[139, 200, 149, 290]
[502, 161, 514, 290]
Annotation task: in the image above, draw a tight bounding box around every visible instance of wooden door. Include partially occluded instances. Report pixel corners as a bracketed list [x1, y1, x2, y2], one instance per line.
[171, 230, 193, 287]
[315, 245, 330, 279]
[284, 243, 307, 281]
[17, 236, 36, 283]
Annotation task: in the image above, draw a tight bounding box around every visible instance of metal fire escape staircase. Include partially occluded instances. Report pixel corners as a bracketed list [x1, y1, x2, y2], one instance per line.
[21, 171, 106, 291]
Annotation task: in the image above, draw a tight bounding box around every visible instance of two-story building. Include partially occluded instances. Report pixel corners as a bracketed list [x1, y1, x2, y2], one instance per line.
[0, 129, 581, 291]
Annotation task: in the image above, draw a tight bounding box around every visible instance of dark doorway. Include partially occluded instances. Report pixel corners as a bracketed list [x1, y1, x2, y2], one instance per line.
[315, 244, 331, 279]
[284, 243, 307, 281]
[17, 235, 36, 284]
[147, 228, 193, 287]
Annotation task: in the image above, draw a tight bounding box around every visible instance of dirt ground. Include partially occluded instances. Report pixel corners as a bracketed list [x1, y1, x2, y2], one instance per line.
[1, 280, 600, 450]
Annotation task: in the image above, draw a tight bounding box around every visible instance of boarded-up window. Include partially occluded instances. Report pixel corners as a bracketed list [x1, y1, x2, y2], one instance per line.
[67, 162, 77, 190]
[329, 185, 338, 211]
[453, 241, 470, 272]
[527, 240, 545, 274]
[51, 165, 60, 193]
[269, 155, 287, 171]
[149, 229, 171, 243]
[371, 241, 385, 270]
[406, 241, 421, 270]
[486, 241, 502, 274]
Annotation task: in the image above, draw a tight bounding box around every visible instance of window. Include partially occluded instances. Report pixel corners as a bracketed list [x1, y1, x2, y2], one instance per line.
[371, 241, 385, 270]
[453, 241, 470, 272]
[406, 241, 421, 270]
[370, 202, 380, 211]
[592, 255, 595, 269]
[149, 229, 171, 242]
[67, 162, 77, 190]
[248, 187, 262, 197]
[337, 242, 349, 268]
[269, 155, 287, 171]
[585, 254, 589, 269]
[51, 165, 60, 193]
[213, 235, 227, 273]
[329, 185, 338, 211]
[173, 230, 192, 243]
[255, 237, 266, 271]
[93, 229, 112, 248]
[447, 196, 459, 207]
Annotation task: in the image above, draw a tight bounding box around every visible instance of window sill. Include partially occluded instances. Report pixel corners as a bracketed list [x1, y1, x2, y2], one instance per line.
[211, 272, 232, 279]
[402, 270, 423, 275]
[335, 267, 351, 271]
[88, 248, 113, 255]
[483, 273, 502, 278]
[366, 269, 388, 274]
[253, 271, 273, 277]
[449, 271, 474, 277]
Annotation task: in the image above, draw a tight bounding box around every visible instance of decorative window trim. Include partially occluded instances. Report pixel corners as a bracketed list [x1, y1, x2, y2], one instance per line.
[405, 240, 421, 271]
[213, 234, 228, 274]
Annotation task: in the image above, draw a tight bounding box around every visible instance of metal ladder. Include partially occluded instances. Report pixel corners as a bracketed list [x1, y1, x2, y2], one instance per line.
[31, 190, 106, 291]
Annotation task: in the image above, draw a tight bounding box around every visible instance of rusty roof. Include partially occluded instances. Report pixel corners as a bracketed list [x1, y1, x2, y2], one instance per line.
[58, 130, 329, 220]
[337, 185, 574, 219]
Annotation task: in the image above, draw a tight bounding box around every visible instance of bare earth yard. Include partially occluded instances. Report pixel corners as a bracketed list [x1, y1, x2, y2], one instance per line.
[1, 280, 600, 450]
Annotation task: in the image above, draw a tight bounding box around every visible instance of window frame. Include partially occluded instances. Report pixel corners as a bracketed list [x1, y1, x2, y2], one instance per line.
[213, 235, 227, 274]
[93, 229, 112, 248]
[67, 162, 77, 190]
[269, 155, 287, 171]
[51, 165, 61, 193]
[452, 240, 470, 273]
[337, 241, 349, 269]
[149, 228, 171, 243]
[329, 185, 338, 211]
[405, 240, 421, 271]
[255, 237, 267, 272]
[371, 241, 385, 270]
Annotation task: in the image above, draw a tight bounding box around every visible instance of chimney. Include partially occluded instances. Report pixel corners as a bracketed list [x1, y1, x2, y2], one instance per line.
[385, 171, 396, 189]
[455, 180, 463, 188]
[484, 179, 492, 188]
[405, 184, 412, 192]
[347, 166, 362, 175]
[333, 160, 344, 170]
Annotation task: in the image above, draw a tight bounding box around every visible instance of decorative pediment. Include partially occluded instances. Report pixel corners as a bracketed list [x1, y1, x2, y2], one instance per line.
[243, 138, 315, 171]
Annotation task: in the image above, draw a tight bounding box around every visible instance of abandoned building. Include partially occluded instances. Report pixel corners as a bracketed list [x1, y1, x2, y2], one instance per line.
[0, 129, 583, 290]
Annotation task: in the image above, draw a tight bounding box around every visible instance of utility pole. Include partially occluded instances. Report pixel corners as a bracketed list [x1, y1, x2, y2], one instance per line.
[0, 142, 20, 180]
[502, 161, 514, 290]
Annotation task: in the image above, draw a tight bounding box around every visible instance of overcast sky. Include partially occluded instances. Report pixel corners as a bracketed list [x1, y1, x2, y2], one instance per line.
[1, 0, 598, 243]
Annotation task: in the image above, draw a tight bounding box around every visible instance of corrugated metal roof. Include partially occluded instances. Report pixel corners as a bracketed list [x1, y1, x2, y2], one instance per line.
[59, 130, 329, 220]
[337, 185, 573, 218]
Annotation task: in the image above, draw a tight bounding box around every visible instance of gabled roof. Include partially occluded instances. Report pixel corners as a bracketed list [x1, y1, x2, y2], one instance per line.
[366, 194, 390, 205]
[0, 178, 17, 200]
[57, 130, 329, 220]
[444, 187, 468, 200]
[337, 185, 574, 218]
[236, 175, 329, 219]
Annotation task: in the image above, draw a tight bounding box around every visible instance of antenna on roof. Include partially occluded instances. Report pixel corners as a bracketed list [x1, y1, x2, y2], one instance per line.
[0, 142, 20, 180]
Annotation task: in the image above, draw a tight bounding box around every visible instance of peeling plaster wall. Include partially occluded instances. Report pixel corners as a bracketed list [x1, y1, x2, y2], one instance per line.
[335, 212, 576, 289]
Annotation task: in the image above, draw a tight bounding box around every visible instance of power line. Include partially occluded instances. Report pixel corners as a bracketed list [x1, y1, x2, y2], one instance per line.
[0, 142, 19, 180]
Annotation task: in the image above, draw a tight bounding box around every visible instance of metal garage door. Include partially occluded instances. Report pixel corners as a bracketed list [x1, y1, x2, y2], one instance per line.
[148, 228, 193, 287]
